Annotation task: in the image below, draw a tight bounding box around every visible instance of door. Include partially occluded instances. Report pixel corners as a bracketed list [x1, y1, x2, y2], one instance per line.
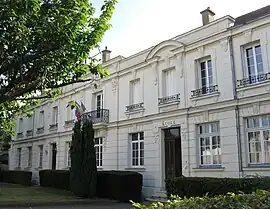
[51, 143, 57, 170]
[96, 93, 103, 118]
[164, 127, 182, 179]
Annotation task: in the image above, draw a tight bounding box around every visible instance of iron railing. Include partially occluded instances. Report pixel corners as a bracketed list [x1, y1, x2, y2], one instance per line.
[191, 85, 218, 98]
[158, 93, 180, 105]
[36, 127, 44, 134]
[26, 130, 33, 137]
[237, 73, 270, 88]
[126, 102, 144, 112]
[82, 109, 109, 124]
[17, 132, 24, 139]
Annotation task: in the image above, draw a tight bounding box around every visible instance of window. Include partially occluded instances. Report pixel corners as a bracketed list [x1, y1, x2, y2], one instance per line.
[199, 58, 213, 92]
[94, 138, 103, 167]
[27, 115, 33, 131]
[163, 69, 175, 96]
[131, 132, 144, 167]
[18, 118, 24, 133]
[245, 44, 263, 80]
[246, 115, 270, 164]
[28, 147, 32, 167]
[52, 106, 58, 124]
[38, 145, 43, 168]
[130, 79, 140, 104]
[66, 102, 75, 121]
[66, 141, 71, 167]
[39, 111, 44, 128]
[96, 93, 103, 118]
[198, 122, 221, 166]
[17, 148, 22, 168]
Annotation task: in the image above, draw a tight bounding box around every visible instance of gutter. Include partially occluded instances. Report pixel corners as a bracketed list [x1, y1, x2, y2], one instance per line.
[228, 35, 243, 177]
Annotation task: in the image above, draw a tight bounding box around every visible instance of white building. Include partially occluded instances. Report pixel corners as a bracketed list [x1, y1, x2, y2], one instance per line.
[9, 5, 270, 198]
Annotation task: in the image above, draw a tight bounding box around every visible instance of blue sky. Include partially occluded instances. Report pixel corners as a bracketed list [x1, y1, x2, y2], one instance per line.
[92, 0, 269, 58]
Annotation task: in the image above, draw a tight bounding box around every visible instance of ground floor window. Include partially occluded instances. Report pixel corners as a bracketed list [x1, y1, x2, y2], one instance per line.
[38, 145, 43, 168]
[28, 147, 32, 168]
[66, 141, 71, 167]
[198, 122, 221, 166]
[130, 132, 144, 167]
[94, 138, 103, 167]
[17, 148, 21, 168]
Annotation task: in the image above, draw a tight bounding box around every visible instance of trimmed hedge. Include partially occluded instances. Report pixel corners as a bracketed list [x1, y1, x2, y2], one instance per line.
[166, 176, 270, 198]
[132, 190, 270, 209]
[0, 168, 3, 182]
[39, 170, 70, 190]
[2, 170, 32, 186]
[39, 170, 143, 202]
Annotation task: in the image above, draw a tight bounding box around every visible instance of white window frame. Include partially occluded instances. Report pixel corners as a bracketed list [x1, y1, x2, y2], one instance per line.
[163, 68, 176, 97]
[52, 106, 58, 125]
[18, 118, 24, 133]
[66, 141, 71, 167]
[27, 115, 33, 131]
[95, 93, 104, 110]
[27, 146, 32, 167]
[39, 111, 44, 128]
[246, 115, 270, 165]
[244, 44, 263, 78]
[38, 145, 43, 168]
[198, 58, 213, 89]
[94, 138, 103, 167]
[198, 122, 221, 166]
[130, 79, 141, 105]
[130, 132, 144, 167]
[66, 102, 75, 121]
[17, 148, 22, 168]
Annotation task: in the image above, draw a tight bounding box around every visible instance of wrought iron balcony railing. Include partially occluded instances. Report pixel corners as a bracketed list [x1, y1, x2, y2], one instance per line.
[126, 102, 144, 112]
[26, 130, 33, 137]
[82, 109, 109, 124]
[36, 126, 44, 134]
[49, 123, 58, 130]
[191, 85, 218, 98]
[237, 73, 270, 88]
[17, 132, 24, 139]
[65, 119, 75, 126]
[158, 93, 180, 105]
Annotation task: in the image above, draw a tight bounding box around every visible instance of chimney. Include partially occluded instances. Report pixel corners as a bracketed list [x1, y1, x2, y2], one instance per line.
[102, 46, 111, 63]
[200, 7, 215, 26]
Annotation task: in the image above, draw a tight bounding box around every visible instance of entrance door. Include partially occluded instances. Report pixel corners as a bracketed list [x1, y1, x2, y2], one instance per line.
[164, 127, 182, 179]
[51, 143, 57, 170]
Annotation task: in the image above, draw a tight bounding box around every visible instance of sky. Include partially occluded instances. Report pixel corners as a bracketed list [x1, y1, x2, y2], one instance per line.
[92, 0, 270, 59]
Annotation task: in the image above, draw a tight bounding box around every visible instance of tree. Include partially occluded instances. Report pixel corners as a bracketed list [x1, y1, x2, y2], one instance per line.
[70, 118, 97, 197]
[0, 0, 117, 139]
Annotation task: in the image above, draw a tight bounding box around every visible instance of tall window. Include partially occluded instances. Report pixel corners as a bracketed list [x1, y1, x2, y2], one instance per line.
[18, 118, 24, 133]
[246, 115, 270, 164]
[94, 138, 103, 167]
[38, 145, 43, 168]
[130, 79, 140, 104]
[66, 103, 74, 121]
[27, 115, 33, 131]
[39, 111, 44, 128]
[164, 69, 175, 96]
[131, 132, 144, 167]
[200, 59, 213, 91]
[96, 93, 103, 118]
[198, 122, 221, 166]
[52, 106, 58, 125]
[28, 147, 32, 167]
[17, 148, 22, 168]
[245, 44, 263, 81]
[66, 141, 71, 167]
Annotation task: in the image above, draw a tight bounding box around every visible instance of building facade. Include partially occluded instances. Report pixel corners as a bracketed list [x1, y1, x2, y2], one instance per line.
[9, 5, 270, 198]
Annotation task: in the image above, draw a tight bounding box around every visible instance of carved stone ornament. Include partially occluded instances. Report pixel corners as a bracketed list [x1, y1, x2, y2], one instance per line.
[111, 78, 118, 93]
[243, 29, 252, 42]
[220, 39, 228, 52]
[197, 45, 205, 56]
[203, 110, 209, 122]
[253, 102, 260, 115]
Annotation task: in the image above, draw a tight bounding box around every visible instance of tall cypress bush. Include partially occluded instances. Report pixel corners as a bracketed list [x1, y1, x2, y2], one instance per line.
[70, 119, 97, 197]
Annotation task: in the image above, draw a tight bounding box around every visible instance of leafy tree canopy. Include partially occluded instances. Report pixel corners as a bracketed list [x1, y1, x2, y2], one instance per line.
[0, 0, 117, 140]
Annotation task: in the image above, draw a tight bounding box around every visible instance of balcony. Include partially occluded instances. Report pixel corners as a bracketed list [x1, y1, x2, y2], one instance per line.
[191, 85, 218, 98]
[36, 126, 44, 134]
[82, 109, 109, 124]
[158, 94, 180, 105]
[126, 102, 144, 112]
[26, 130, 33, 137]
[49, 123, 58, 130]
[237, 73, 270, 88]
[17, 132, 24, 139]
[65, 119, 75, 127]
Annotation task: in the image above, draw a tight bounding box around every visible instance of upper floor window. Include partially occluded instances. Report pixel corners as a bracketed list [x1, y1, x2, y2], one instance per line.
[27, 115, 33, 131]
[66, 102, 75, 121]
[18, 118, 24, 133]
[130, 79, 141, 105]
[163, 68, 176, 96]
[52, 106, 58, 125]
[17, 148, 22, 168]
[245, 44, 263, 79]
[39, 111, 44, 128]
[95, 93, 104, 118]
[200, 59, 213, 89]
[246, 115, 270, 164]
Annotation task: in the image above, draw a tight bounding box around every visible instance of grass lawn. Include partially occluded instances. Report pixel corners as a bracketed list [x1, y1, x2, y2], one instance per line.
[0, 183, 91, 206]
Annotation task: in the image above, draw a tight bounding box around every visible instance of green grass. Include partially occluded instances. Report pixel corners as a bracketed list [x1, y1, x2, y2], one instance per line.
[0, 183, 87, 206]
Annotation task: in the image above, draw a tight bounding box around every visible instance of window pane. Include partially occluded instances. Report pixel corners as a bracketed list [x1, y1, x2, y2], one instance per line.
[255, 45, 261, 54]
[262, 116, 269, 126]
[211, 123, 218, 133]
[257, 63, 263, 74]
[247, 118, 253, 128]
[200, 138, 205, 146]
[139, 132, 144, 140]
[246, 48, 253, 57]
[132, 133, 138, 141]
[199, 125, 203, 134]
[200, 62, 206, 70]
[140, 142, 144, 150]
[253, 118, 260, 128]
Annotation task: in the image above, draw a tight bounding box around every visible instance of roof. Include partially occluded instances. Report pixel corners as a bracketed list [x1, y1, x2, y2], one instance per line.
[234, 5, 270, 26]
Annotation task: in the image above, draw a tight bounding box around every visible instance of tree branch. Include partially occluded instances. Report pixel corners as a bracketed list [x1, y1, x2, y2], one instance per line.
[47, 78, 94, 89]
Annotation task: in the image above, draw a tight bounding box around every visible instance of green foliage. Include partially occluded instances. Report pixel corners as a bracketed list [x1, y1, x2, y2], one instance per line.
[2, 170, 32, 186]
[166, 176, 270, 198]
[70, 119, 97, 197]
[39, 170, 70, 190]
[0, 0, 117, 141]
[132, 190, 270, 209]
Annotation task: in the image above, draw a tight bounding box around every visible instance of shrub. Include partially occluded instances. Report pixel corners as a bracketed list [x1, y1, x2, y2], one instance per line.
[39, 169, 69, 190]
[132, 190, 270, 209]
[0, 168, 3, 182]
[166, 176, 270, 198]
[2, 170, 32, 186]
[97, 170, 143, 202]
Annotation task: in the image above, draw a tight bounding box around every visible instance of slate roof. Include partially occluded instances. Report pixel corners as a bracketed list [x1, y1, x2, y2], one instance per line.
[234, 5, 270, 26]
